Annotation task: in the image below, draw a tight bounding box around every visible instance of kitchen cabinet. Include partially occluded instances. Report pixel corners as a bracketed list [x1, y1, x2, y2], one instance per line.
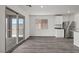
[74, 31, 79, 47]
[55, 16, 63, 24]
[55, 29, 64, 38]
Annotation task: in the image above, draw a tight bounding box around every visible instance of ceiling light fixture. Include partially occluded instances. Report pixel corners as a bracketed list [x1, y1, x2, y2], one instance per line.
[40, 5, 44, 8]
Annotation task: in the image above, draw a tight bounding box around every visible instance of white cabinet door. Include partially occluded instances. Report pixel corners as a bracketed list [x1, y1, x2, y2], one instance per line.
[56, 16, 63, 24]
[55, 29, 64, 38]
[74, 31, 79, 47]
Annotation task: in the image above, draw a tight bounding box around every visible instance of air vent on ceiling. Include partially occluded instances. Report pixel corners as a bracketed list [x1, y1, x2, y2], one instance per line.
[26, 5, 32, 7]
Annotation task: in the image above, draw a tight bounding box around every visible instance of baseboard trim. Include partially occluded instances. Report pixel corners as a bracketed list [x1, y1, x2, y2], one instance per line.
[30, 36, 56, 37]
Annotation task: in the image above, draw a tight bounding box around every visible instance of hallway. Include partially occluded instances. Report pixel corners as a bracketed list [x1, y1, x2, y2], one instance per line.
[12, 37, 79, 53]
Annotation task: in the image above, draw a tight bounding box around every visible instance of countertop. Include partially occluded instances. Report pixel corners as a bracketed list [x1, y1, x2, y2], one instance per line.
[70, 29, 79, 32]
[54, 27, 64, 29]
[74, 30, 79, 32]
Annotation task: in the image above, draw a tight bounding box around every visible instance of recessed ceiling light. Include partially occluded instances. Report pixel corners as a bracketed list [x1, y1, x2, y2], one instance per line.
[40, 5, 44, 8]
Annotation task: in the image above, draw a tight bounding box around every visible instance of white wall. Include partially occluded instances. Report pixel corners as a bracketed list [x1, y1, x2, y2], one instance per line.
[74, 14, 79, 30]
[63, 14, 75, 22]
[0, 6, 5, 52]
[0, 5, 30, 52]
[25, 14, 30, 39]
[30, 15, 56, 36]
[30, 15, 75, 36]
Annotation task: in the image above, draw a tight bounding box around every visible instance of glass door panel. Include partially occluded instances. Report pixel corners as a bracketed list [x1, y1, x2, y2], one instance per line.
[5, 8, 17, 52]
[6, 15, 17, 38]
[12, 18, 17, 37]
[6, 15, 17, 52]
[18, 15, 25, 42]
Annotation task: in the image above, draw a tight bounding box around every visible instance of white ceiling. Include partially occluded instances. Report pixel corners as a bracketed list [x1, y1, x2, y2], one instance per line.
[20, 5, 79, 15]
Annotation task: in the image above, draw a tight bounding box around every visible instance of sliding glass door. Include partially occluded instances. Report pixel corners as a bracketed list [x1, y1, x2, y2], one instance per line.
[5, 7, 25, 52]
[6, 14, 17, 52]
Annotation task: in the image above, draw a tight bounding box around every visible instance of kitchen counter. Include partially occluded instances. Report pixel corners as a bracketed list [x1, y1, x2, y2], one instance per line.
[54, 27, 64, 29]
[73, 30, 79, 32]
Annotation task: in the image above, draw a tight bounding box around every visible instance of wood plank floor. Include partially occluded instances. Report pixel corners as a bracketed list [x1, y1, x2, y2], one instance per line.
[12, 36, 79, 53]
